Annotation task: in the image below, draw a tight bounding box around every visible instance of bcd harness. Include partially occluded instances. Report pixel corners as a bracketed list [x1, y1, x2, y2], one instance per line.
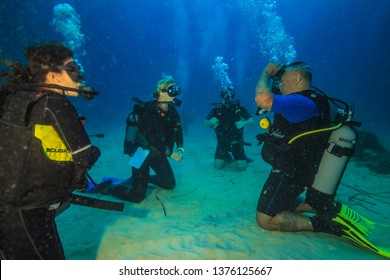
[0, 88, 124, 212]
[256, 87, 361, 159]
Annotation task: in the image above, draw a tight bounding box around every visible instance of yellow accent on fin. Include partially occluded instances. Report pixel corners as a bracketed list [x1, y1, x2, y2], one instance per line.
[333, 215, 390, 259]
[337, 204, 375, 236]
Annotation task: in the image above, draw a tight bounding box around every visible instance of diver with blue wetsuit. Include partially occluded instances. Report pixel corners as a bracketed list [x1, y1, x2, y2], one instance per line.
[255, 61, 346, 234]
[254, 62, 390, 258]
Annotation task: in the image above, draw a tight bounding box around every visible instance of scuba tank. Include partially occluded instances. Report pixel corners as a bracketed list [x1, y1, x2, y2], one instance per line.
[287, 89, 361, 200]
[312, 112, 357, 195]
[123, 97, 144, 156]
[308, 88, 361, 197]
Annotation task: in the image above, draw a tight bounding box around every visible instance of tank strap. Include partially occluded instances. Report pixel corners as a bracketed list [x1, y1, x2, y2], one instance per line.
[327, 142, 355, 158]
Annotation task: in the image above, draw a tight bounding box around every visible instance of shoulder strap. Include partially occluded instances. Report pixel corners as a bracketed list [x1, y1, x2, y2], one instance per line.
[0, 90, 48, 127]
[303, 90, 331, 127]
[126, 98, 150, 125]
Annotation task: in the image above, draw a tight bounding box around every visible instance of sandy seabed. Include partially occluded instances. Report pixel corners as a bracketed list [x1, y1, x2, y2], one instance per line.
[56, 122, 390, 260]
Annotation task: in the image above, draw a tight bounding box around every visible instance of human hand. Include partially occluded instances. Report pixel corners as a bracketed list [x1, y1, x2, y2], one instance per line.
[209, 117, 219, 128]
[265, 63, 283, 77]
[235, 120, 246, 129]
[170, 148, 184, 162]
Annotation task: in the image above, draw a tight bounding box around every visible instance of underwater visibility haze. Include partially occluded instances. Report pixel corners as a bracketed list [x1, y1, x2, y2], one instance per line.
[1, 0, 389, 138]
[1, 0, 390, 260]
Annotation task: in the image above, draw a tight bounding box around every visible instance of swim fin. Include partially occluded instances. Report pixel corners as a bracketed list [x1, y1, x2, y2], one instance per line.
[94, 179, 114, 195]
[336, 204, 376, 236]
[332, 214, 390, 258]
[337, 204, 390, 235]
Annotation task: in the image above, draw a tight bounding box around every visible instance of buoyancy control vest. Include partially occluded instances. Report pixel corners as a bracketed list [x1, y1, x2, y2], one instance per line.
[0, 90, 76, 210]
[124, 98, 183, 157]
[261, 90, 331, 183]
[258, 87, 361, 211]
[208, 100, 251, 143]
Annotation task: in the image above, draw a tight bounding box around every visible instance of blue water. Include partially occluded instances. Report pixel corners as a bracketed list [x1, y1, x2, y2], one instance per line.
[2, 0, 390, 261]
[1, 0, 389, 140]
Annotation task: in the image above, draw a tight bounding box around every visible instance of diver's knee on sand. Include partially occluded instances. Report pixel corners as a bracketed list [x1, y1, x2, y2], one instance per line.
[235, 160, 247, 171]
[256, 211, 276, 231]
[214, 159, 225, 169]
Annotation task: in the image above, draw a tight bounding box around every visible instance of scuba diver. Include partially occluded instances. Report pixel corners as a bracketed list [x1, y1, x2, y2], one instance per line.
[254, 61, 389, 258]
[0, 42, 100, 259]
[95, 75, 184, 203]
[204, 86, 254, 171]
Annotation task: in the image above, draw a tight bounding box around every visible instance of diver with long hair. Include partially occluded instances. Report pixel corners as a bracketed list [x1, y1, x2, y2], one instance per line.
[0, 42, 100, 259]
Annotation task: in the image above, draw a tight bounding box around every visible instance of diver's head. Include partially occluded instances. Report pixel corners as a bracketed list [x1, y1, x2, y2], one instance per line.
[154, 75, 181, 111]
[26, 42, 75, 83]
[220, 86, 235, 104]
[26, 42, 86, 97]
[278, 62, 312, 94]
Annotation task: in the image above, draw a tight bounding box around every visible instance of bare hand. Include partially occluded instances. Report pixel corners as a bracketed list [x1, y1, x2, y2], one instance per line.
[209, 117, 219, 128]
[265, 63, 283, 77]
[170, 151, 183, 162]
[235, 120, 246, 129]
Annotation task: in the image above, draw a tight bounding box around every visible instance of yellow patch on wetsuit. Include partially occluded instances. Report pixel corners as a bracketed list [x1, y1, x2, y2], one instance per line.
[34, 124, 73, 161]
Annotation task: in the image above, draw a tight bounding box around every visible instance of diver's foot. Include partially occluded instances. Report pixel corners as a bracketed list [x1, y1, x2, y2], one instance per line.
[94, 180, 113, 195]
[310, 215, 345, 236]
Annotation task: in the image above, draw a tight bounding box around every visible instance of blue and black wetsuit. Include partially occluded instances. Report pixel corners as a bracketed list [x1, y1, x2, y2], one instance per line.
[257, 90, 330, 216]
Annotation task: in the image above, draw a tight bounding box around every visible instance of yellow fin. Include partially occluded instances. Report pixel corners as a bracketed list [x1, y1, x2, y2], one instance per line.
[333, 215, 390, 259]
[337, 204, 375, 235]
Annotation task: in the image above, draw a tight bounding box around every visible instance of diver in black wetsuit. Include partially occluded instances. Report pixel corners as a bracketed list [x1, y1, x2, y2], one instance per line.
[0, 42, 100, 259]
[96, 75, 184, 203]
[204, 87, 254, 171]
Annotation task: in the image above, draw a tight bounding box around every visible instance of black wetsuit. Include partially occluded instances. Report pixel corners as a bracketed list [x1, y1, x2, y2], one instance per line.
[206, 101, 252, 161]
[0, 90, 100, 259]
[114, 101, 183, 202]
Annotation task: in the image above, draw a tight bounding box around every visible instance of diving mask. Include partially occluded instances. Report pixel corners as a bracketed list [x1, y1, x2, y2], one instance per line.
[56, 62, 84, 83]
[162, 84, 181, 97]
[220, 86, 235, 104]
